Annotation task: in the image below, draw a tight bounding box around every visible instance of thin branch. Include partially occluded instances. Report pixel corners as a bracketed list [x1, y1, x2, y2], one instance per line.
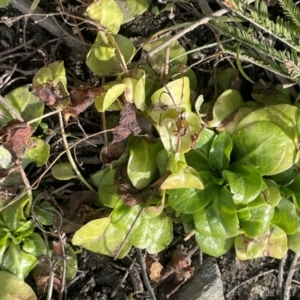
[136, 249, 157, 300]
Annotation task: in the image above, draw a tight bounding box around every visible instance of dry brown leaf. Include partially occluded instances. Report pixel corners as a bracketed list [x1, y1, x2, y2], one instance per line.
[0, 120, 33, 160]
[149, 261, 164, 283]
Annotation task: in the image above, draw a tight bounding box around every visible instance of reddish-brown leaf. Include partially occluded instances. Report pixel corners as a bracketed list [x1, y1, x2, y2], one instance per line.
[33, 82, 62, 105]
[0, 120, 33, 160]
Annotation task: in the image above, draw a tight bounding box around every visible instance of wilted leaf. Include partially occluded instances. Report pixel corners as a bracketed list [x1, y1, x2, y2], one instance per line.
[236, 225, 287, 260]
[0, 120, 33, 160]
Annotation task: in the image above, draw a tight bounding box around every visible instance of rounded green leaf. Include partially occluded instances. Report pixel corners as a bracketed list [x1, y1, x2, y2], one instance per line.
[236, 225, 287, 260]
[236, 104, 298, 143]
[272, 197, 298, 234]
[1, 243, 37, 279]
[168, 171, 220, 214]
[110, 200, 141, 230]
[0, 146, 12, 169]
[209, 131, 232, 172]
[51, 163, 77, 180]
[128, 139, 162, 189]
[252, 84, 291, 106]
[0, 271, 36, 300]
[261, 179, 281, 207]
[193, 187, 239, 238]
[86, 34, 135, 76]
[97, 169, 120, 208]
[86, 0, 123, 34]
[207, 89, 245, 127]
[1, 86, 44, 130]
[94, 45, 116, 61]
[150, 77, 191, 124]
[223, 165, 263, 205]
[239, 198, 274, 238]
[22, 232, 46, 257]
[72, 217, 132, 259]
[22, 138, 50, 168]
[129, 213, 173, 254]
[232, 121, 295, 175]
[195, 231, 234, 257]
[161, 166, 203, 190]
[95, 83, 127, 112]
[288, 227, 300, 255]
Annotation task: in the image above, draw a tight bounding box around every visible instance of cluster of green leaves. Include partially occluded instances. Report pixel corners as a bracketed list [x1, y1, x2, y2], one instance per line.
[0, 195, 46, 279]
[211, 0, 300, 83]
[63, 60, 300, 261]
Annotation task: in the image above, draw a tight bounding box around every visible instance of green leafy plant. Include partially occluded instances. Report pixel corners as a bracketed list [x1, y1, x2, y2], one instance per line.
[211, 0, 300, 82]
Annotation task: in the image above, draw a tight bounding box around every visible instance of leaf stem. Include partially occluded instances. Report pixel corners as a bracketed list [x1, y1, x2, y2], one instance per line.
[58, 111, 96, 192]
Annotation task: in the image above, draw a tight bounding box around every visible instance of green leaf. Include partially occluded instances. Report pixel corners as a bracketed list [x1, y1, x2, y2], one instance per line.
[232, 121, 295, 175]
[94, 83, 127, 112]
[161, 166, 204, 190]
[97, 169, 120, 208]
[185, 128, 216, 171]
[1, 243, 37, 279]
[129, 213, 173, 254]
[236, 104, 298, 143]
[156, 148, 169, 176]
[235, 225, 287, 260]
[193, 187, 239, 238]
[272, 197, 298, 234]
[168, 171, 220, 214]
[90, 167, 110, 189]
[195, 231, 234, 257]
[51, 163, 77, 180]
[22, 138, 50, 168]
[209, 131, 232, 172]
[223, 165, 263, 205]
[22, 232, 46, 257]
[128, 139, 162, 189]
[239, 197, 274, 238]
[1, 86, 44, 130]
[86, 0, 123, 34]
[142, 35, 187, 70]
[207, 89, 245, 127]
[0, 271, 36, 300]
[252, 84, 291, 106]
[0, 0, 12, 8]
[126, 0, 149, 19]
[0, 229, 9, 263]
[110, 200, 141, 230]
[32, 61, 68, 97]
[261, 179, 281, 207]
[72, 217, 132, 259]
[0, 195, 29, 232]
[86, 34, 135, 76]
[0, 146, 12, 169]
[33, 201, 54, 226]
[288, 227, 300, 255]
